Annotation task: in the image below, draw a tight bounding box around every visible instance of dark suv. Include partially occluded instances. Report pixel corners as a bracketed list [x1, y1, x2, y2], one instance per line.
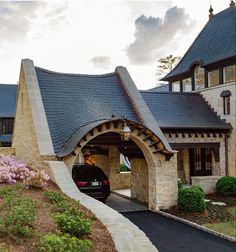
[72, 165, 110, 201]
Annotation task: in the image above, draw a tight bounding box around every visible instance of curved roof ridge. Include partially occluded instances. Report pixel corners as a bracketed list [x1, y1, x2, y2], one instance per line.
[163, 5, 236, 80]
[35, 66, 116, 78]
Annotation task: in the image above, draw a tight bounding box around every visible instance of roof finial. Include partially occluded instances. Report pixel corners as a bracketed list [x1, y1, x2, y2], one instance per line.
[209, 3, 214, 20]
[230, 0, 235, 7]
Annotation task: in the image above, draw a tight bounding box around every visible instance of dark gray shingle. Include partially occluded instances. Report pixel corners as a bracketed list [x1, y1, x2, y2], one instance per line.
[35, 67, 139, 154]
[141, 91, 231, 130]
[163, 5, 236, 80]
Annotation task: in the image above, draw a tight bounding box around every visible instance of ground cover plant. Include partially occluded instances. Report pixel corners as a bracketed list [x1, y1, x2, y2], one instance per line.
[0, 155, 116, 251]
[166, 180, 236, 238]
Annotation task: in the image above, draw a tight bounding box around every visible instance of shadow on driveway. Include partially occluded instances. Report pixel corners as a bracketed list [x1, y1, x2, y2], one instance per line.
[123, 210, 236, 252]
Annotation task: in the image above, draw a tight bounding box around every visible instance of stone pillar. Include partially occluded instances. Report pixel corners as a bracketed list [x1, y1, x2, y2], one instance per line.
[108, 146, 120, 190]
[150, 154, 178, 210]
[130, 158, 148, 204]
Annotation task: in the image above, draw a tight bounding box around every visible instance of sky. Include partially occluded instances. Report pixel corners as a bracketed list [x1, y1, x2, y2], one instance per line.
[0, 0, 231, 90]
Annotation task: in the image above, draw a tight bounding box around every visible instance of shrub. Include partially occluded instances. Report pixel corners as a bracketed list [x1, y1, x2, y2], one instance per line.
[0, 243, 8, 252]
[177, 180, 183, 191]
[44, 190, 65, 204]
[216, 176, 236, 196]
[53, 211, 91, 237]
[178, 187, 206, 212]
[0, 155, 50, 188]
[37, 233, 92, 252]
[192, 186, 204, 197]
[4, 198, 37, 239]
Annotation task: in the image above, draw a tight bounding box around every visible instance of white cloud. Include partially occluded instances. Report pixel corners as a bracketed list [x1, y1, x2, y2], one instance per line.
[126, 6, 195, 64]
[90, 56, 112, 69]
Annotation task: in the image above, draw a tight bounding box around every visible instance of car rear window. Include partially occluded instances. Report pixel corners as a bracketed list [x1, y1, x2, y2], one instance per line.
[73, 165, 107, 180]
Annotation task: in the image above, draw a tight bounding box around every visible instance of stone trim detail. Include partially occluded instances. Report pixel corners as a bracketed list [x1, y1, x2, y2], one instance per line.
[47, 160, 158, 252]
[21, 59, 54, 156]
[0, 147, 15, 156]
[157, 210, 236, 243]
[115, 66, 174, 154]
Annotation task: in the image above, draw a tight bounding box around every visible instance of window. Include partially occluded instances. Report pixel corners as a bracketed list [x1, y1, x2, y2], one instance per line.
[223, 96, 230, 115]
[223, 65, 236, 83]
[194, 66, 205, 90]
[172, 81, 180, 92]
[208, 69, 219, 87]
[0, 118, 14, 135]
[182, 78, 192, 92]
[189, 148, 212, 176]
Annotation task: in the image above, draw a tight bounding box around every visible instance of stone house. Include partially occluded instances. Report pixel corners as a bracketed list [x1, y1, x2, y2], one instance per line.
[0, 2, 235, 210]
[159, 2, 236, 183]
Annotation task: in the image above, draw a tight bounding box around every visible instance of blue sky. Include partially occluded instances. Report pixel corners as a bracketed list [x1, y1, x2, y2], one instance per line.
[0, 0, 230, 89]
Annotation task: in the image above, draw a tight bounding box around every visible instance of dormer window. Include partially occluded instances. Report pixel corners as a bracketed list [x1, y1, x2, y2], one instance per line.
[183, 78, 192, 92]
[172, 81, 180, 92]
[208, 69, 219, 87]
[194, 66, 205, 90]
[223, 65, 236, 83]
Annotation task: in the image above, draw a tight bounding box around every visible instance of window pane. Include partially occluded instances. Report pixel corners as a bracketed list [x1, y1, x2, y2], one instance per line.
[223, 65, 236, 83]
[194, 66, 205, 90]
[183, 78, 192, 92]
[223, 96, 230, 115]
[172, 81, 180, 92]
[208, 69, 219, 87]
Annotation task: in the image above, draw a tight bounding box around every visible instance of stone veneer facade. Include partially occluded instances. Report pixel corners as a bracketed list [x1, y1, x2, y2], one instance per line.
[165, 133, 226, 184]
[200, 82, 236, 176]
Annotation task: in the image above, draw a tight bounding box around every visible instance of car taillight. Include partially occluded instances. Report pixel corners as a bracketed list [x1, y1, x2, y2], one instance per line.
[103, 180, 109, 187]
[76, 181, 88, 187]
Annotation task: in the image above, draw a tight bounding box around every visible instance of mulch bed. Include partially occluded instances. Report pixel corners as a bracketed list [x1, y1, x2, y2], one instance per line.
[165, 194, 236, 225]
[0, 181, 116, 252]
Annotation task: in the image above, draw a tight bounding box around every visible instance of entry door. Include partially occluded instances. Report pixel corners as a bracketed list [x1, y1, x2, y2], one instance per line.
[189, 148, 212, 176]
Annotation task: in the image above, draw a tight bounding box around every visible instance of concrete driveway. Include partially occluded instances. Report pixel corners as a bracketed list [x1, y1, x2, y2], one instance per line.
[106, 193, 236, 252]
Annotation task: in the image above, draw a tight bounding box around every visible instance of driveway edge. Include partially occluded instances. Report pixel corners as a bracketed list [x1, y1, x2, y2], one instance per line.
[156, 210, 236, 243]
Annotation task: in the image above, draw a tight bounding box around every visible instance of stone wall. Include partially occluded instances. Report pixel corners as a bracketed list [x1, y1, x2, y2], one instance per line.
[130, 158, 148, 204]
[0, 147, 15, 156]
[200, 82, 236, 176]
[165, 133, 226, 177]
[191, 176, 222, 194]
[65, 124, 178, 210]
[12, 72, 44, 170]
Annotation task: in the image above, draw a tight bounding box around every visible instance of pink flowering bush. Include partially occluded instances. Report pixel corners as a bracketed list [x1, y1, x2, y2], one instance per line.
[0, 154, 50, 188]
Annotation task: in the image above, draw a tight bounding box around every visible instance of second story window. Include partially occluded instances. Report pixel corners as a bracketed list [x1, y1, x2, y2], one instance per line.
[208, 69, 219, 87]
[183, 78, 192, 92]
[0, 118, 14, 135]
[172, 81, 180, 92]
[223, 96, 230, 115]
[221, 90, 231, 115]
[223, 65, 236, 83]
[194, 66, 205, 90]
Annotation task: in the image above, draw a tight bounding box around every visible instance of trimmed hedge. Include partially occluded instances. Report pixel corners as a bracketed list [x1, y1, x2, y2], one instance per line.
[178, 187, 206, 212]
[216, 176, 236, 196]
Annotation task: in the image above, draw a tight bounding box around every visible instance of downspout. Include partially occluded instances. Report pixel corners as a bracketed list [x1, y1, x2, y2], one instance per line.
[224, 130, 231, 176]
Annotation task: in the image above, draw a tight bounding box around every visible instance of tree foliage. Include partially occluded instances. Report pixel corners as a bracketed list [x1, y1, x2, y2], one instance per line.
[156, 54, 181, 83]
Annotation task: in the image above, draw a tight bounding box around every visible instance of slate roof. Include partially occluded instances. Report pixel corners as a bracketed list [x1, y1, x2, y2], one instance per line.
[147, 84, 169, 93]
[0, 84, 17, 117]
[163, 4, 236, 80]
[141, 91, 231, 130]
[35, 67, 140, 154]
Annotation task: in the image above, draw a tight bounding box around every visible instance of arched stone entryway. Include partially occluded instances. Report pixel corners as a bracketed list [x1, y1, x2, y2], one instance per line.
[62, 119, 178, 210]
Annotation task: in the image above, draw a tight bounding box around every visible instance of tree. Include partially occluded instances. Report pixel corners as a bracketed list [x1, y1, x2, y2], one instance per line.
[156, 54, 181, 84]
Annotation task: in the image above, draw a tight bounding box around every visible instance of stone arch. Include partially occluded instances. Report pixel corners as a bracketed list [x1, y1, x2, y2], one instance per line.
[62, 119, 178, 210]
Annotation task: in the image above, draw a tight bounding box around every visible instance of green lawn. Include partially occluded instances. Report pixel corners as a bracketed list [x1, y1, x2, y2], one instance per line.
[204, 207, 236, 238]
